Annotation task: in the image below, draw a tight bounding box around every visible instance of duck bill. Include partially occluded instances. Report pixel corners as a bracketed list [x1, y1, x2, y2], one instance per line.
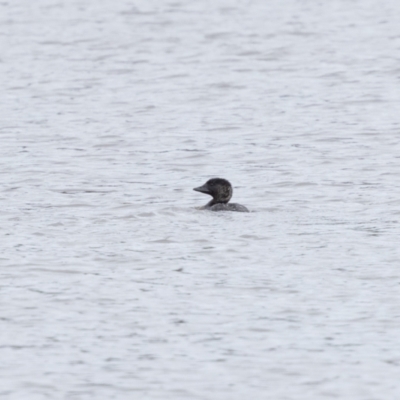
[193, 184, 210, 194]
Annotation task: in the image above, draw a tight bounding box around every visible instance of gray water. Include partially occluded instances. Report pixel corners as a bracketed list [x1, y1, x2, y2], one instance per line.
[1, 0, 400, 399]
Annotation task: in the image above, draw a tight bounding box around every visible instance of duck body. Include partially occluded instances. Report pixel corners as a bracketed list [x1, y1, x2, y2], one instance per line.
[193, 178, 249, 213]
[202, 202, 249, 212]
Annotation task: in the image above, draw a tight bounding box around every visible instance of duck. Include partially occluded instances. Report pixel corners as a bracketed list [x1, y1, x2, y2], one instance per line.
[193, 178, 249, 212]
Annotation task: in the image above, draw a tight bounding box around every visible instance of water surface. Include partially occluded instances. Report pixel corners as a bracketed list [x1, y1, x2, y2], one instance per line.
[1, 0, 400, 399]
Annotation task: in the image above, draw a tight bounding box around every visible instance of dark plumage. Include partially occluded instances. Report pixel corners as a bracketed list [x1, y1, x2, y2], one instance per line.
[193, 178, 249, 212]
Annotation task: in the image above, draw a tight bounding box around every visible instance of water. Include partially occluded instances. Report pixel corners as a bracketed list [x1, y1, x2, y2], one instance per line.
[1, 0, 400, 399]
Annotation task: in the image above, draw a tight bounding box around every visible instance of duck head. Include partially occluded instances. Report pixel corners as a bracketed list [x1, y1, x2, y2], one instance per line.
[193, 178, 233, 204]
